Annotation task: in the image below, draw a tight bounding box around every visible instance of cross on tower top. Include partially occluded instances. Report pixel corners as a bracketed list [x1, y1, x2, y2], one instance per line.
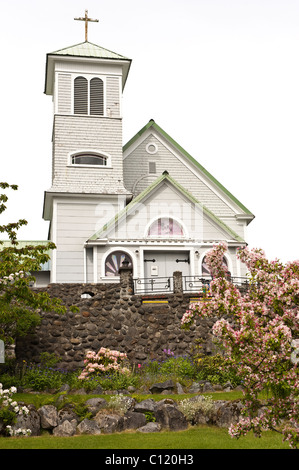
[74, 9, 99, 42]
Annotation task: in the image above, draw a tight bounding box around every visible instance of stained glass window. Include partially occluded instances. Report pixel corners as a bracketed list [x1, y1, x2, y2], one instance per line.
[147, 218, 184, 237]
[105, 251, 132, 277]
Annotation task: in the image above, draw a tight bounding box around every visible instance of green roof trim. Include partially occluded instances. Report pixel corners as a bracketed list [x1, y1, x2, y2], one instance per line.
[89, 171, 245, 243]
[49, 41, 130, 60]
[123, 120, 253, 216]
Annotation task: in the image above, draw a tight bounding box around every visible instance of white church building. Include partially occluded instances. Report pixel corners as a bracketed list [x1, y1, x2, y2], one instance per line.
[40, 32, 254, 293]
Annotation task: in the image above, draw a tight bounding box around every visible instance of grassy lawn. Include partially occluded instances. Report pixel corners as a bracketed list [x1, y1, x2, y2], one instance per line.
[0, 425, 290, 450]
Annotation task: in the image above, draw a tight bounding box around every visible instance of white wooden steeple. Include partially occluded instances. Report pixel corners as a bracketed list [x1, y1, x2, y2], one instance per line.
[42, 22, 132, 282]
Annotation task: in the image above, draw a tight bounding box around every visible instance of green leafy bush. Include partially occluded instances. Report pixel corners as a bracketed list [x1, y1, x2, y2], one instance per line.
[0, 406, 16, 426]
[98, 373, 141, 391]
[158, 356, 196, 379]
[144, 411, 156, 423]
[21, 364, 64, 391]
[194, 354, 241, 386]
[74, 403, 93, 422]
[0, 373, 21, 389]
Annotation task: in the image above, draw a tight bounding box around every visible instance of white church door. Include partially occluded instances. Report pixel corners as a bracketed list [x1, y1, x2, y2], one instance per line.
[143, 250, 190, 293]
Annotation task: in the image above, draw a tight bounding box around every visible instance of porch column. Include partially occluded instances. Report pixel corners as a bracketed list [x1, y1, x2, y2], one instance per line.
[119, 260, 134, 296]
[173, 271, 183, 294]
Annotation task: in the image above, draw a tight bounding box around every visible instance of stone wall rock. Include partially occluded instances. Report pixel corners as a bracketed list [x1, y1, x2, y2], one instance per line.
[13, 404, 41, 436]
[38, 405, 58, 430]
[155, 404, 189, 431]
[77, 418, 102, 435]
[123, 411, 147, 430]
[85, 397, 108, 416]
[95, 413, 124, 433]
[53, 419, 77, 437]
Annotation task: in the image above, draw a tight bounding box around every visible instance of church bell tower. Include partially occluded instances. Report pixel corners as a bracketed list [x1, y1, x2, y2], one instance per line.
[42, 12, 132, 282]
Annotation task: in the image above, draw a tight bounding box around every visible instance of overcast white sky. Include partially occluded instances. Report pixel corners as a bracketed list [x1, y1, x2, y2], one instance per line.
[1, 0, 299, 263]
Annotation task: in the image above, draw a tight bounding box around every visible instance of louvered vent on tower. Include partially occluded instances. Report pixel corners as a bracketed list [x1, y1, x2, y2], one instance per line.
[74, 76, 88, 114]
[90, 78, 104, 115]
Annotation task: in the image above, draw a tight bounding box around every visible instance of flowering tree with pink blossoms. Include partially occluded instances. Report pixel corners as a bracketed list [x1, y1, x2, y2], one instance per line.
[181, 242, 299, 448]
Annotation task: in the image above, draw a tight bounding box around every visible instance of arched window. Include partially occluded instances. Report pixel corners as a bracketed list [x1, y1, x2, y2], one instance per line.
[90, 78, 104, 115]
[71, 153, 107, 166]
[202, 256, 228, 276]
[147, 218, 184, 237]
[105, 251, 133, 277]
[74, 76, 88, 114]
[74, 76, 104, 116]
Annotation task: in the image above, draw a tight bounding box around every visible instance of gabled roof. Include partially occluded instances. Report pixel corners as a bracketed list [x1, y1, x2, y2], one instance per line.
[49, 41, 130, 60]
[88, 171, 245, 243]
[44, 41, 131, 95]
[124, 120, 254, 219]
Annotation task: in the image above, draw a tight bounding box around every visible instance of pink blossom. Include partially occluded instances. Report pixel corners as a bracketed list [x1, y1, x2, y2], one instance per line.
[78, 347, 130, 381]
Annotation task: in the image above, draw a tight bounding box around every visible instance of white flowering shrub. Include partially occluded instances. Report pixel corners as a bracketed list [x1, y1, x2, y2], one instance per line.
[107, 393, 132, 415]
[0, 383, 31, 437]
[178, 395, 214, 423]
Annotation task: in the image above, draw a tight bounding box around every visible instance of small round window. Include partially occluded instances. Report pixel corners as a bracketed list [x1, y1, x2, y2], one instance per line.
[146, 143, 158, 155]
[105, 251, 133, 277]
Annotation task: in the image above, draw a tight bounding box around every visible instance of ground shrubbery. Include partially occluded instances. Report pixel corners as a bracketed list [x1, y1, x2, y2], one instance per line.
[0, 348, 240, 394]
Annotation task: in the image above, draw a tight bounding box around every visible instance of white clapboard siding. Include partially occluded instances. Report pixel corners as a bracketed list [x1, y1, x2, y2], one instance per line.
[51, 115, 125, 193]
[106, 76, 120, 117]
[103, 182, 234, 241]
[57, 73, 71, 114]
[124, 134, 236, 219]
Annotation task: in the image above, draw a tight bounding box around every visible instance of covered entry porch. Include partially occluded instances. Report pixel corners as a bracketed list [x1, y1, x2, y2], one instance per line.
[136, 248, 191, 294]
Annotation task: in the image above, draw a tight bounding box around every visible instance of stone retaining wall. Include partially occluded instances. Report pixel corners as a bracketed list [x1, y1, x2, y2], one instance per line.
[5, 393, 244, 437]
[16, 266, 220, 370]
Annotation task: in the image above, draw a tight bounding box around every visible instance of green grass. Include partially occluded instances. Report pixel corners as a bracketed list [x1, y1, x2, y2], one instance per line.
[0, 425, 290, 449]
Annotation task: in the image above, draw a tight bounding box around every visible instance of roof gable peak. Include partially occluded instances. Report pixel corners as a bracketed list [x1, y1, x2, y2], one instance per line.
[124, 120, 254, 218]
[88, 171, 244, 243]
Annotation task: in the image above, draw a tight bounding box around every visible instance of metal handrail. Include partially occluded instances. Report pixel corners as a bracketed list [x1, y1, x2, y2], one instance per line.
[182, 275, 250, 292]
[132, 274, 251, 295]
[133, 276, 173, 294]
[183, 275, 212, 293]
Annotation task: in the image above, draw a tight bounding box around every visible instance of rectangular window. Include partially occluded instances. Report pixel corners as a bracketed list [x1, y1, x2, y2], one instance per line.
[149, 161, 156, 174]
